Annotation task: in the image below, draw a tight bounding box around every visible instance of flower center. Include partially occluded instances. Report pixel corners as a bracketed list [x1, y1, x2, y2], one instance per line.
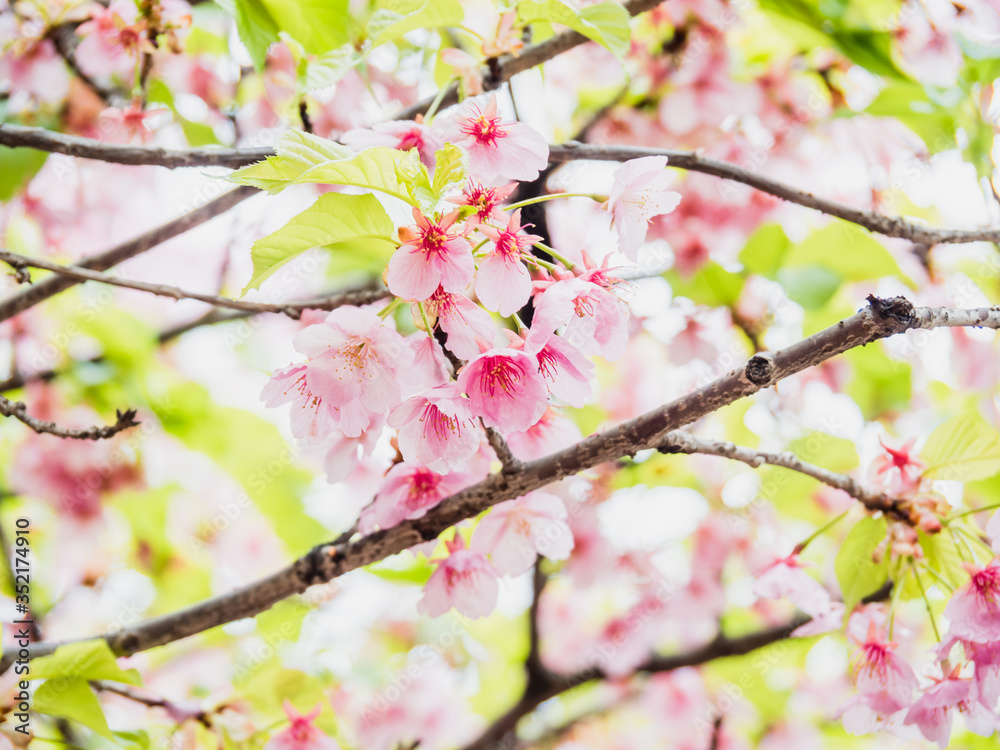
[461, 112, 506, 148]
[483, 357, 522, 397]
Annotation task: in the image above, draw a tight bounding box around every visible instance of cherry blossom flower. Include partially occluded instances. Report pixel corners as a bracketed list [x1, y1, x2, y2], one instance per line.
[506, 406, 583, 461]
[424, 286, 496, 360]
[264, 307, 412, 439]
[457, 347, 549, 433]
[0, 35, 70, 110]
[341, 119, 443, 168]
[440, 48, 484, 96]
[529, 276, 630, 361]
[852, 624, 919, 714]
[482, 11, 524, 57]
[389, 384, 482, 473]
[986, 509, 1000, 555]
[264, 701, 340, 750]
[525, 333, 595, 407]
[75, 0, 152, 79]
[363, 463, 468, 530]
[471, 492, 574, 575]
[903, 669, 998, 747]
[604, 156, 682, 259]
[943, 560, 1000, 643]
[454, 95, 548, 183]
[475, 209, 541, 316]
[450, 181, 516, 226]
[870, 436, 925, 497]
[386, 209, 474, 302]
[402, 333, 450, 394]
[752, 553, 832, 618]
[418, 536, 499, 618]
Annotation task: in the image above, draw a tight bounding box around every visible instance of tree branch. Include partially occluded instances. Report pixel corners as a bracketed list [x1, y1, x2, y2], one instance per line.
[0, 249, 387, 320]
[0, 298, 986, 671]
[3, 127, 997, 245]
[0, 186, 257, 324]
[656, 431, 910, 521]
[0, 397, 138, 440]
[484, 425, 525, 475]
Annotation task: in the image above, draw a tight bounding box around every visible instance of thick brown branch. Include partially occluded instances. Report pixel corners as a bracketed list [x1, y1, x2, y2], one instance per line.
[0, 299, 993, 669]
[656, 432, 909, 520]
[0, 186, 257, 324]
[0, 249, 387, 320]
[0, 397, 138, 440]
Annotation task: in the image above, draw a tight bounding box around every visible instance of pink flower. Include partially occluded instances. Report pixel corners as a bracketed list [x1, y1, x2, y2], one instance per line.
[75, 0, 150, 79]
[870, 436, 925, 497]
[988, 510, 1000, 556]
[454, 95, 548, 183]
[441, 48, 483, 96]
[475, 209, 541, 316]
[943, 560, 1000, 643]
[903, 670, 998, 747]
[418, 536, 499, 618]
[457, 347, 549, 433]
[424, 286, 496, 360]
[525, 333, 594, 408]
[386, 209, 474, 302]
[341, 120, 443, 167]
[264, 701, 340, 750]
[471, 492, 574, 575]
[402, 333, 450, 394]
[506, 406, 583, 461]
[364, 463, 467, 530]
[529, 277, 630, 361]
[450, 181, 516, 226]
[752, 553, 832, 618]
[263, 307, 412, 439]
[851, 624, 919, 714]
[604, 156, 681, 259]
[389, 384, 482, 473]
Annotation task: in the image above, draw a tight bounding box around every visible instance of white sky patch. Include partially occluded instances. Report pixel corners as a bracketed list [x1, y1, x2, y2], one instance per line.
[598, 485, 709, 550]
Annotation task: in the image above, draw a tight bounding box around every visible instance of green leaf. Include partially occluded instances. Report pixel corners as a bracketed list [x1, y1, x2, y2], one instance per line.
[865, 81, 957, 153]
[784, 221, 908, 283]
[297, 44, 359, 93]
[232, 0, 281, 70]
[0, 146, 46, 201]
[740, 223, 790, 277]
[262, 0, 352, 55]
[34, 677, 114, 739]
[245, 192, 396, 291]
[921, 413, 1000, 482]
[845, 343, 911, 419]
[517, 0, 631, 59]
[228, 131, 414, 202]
[367, 0, 464, 48]
[367, 555, 435, 585]
[776, 265, 842, 309]
[665, 261, 744, 307]
[432, 144, 467, 196]
[29, 640, 141, 685]
[919, 531, 964, 589]
[835, 516, 889, 617]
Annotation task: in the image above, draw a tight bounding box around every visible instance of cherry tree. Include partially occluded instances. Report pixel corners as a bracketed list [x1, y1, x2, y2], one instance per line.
[1, 0, 1000, 748]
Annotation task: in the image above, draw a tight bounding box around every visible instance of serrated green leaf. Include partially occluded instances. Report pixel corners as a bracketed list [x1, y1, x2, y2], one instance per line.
[34, 677, 114, 739]
[367, 0, 464, 48]
[297, 44, 358, 93]
[232, 0, 281, 70]
[921, 413, 1000, 482]
[517, 0, 630, 59]
[29, 640, 140, 685]
[432, 144, 467, 195]
[229, 131, 414, 202]
[262, 0, 351, 55]
[245, 192, 395, 291]
[835, 516, 889, 617]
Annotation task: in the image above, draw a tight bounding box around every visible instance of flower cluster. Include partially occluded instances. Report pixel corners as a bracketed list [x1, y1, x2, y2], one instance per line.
[262, 96, 683, 619]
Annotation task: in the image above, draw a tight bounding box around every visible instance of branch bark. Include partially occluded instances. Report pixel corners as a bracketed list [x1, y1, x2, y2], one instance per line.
[0, 187, 257, 324]
[0, 397, 138, 440]
[0, 298, 991, 671]
[0, 249, 387, 320]
[4, 127, 998, 245]
[656, 431, 909, 520]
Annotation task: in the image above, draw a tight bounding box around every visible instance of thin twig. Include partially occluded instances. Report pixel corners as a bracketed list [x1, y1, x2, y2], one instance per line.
[656, 432, 911, 521]
[0, 249, 388, 320]
[0, 397, 138, 440]
[484, 425, 524, 474]
[46, 23, 120, 105]
[0, 298, 984, 670]
[0, 186, 257, 323]
[91, 681, 210, 726]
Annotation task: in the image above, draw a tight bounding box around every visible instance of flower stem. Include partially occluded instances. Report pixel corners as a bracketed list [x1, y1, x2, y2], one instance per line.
[888, 560, 906, 639]
[521, 252, 559, 272]
[912, 563, 942, 641]
[533, 241, 576, 270]
[417, 301, 434, 334]
[378, 297, 402, 320]
[792, 510, 850, 555]
[954, 525, 994, 560]
[424, 79, 457, 125]
[946, 501, 1000, 522]
[505, 192, 607, 211]
[512, 313, 527, 332]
